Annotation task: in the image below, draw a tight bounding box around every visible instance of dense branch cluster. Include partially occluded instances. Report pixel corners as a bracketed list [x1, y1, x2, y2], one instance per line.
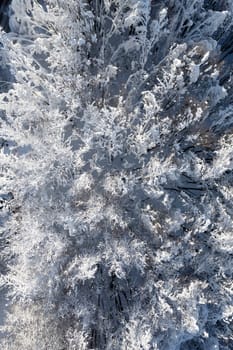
[0, 1, 233, 349]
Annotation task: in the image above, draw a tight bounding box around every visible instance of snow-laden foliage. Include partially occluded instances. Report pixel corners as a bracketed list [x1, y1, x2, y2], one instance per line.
[0, 0, 233, 349]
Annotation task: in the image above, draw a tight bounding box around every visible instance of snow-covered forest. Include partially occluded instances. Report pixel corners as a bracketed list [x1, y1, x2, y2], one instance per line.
[0, 0, 233, 349]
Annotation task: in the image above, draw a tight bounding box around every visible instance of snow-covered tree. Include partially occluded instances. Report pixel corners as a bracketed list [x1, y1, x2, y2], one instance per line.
[0, 0, 233, 349]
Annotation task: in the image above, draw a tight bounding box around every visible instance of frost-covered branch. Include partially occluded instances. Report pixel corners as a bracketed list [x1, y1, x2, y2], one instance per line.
[0, 1, 233, 349]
